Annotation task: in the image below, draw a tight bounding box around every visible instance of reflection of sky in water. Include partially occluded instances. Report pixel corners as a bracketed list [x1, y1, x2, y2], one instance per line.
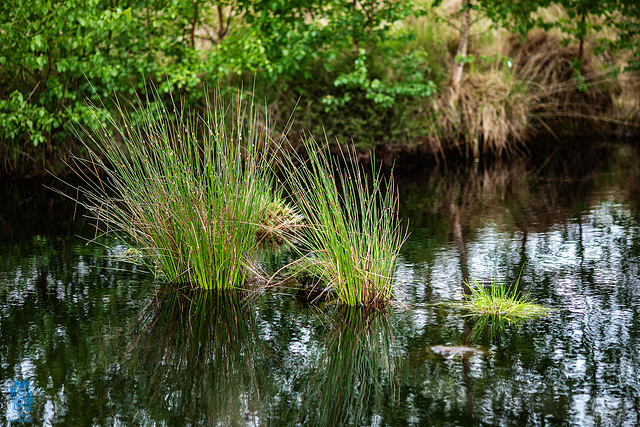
[1, 148, 639, 425]
[392, 193, 640, 425]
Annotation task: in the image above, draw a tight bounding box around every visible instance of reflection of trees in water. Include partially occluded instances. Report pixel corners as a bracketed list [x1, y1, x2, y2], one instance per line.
[0, 180, 87, 240]
[298, 307, 398, 426]
[131, 287, 272, 426]
[401, 143, 640, 242]
[0, 231, 150, 425]
[401, 147, 599, 242]
[399, 143, 640, 300]
[2, 145, 640, 425]
[391, 143, 640, 425]
[390, 303, 639, 425]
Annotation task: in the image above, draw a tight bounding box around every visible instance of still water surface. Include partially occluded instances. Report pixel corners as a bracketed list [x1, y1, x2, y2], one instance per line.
[1, 142, 639, 425]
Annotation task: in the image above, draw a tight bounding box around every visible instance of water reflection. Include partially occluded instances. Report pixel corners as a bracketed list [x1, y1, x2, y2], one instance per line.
[391, 143, 640, 424]
[463, 314, 527, 345]
[397, 143, 640, 300]
[1, 142, 639, 425]
[0, 232, 151, 425]
[300, 308, 397, 426]
[131, 288, 271, 425]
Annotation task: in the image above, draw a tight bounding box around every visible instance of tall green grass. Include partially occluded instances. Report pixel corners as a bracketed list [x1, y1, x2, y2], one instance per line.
[66, 91, 277, 290]
[281, 139, 408, 306]
[63, 88, 407, 303]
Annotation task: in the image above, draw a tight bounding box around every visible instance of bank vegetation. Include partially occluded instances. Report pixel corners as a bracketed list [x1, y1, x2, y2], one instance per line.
[2, 0, 640, 176]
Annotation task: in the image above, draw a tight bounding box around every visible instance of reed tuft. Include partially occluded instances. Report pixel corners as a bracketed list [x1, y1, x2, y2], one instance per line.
[280, 139, 408, 306]
[66, 90, 278, 290]
[458, 273, 551, 320]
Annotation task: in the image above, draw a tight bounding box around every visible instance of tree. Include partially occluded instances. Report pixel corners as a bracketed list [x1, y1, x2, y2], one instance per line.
[450, 0, 471, 104]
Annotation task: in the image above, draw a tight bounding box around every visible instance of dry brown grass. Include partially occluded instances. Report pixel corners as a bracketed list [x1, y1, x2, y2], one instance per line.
[510, 30, 619, 124]
[431, 68, 537, 158]
[610, 68, 640, 130]
[425, 29, 622, 158]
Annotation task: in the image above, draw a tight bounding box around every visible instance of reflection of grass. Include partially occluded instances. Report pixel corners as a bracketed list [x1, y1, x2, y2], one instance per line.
[467, 314, 515, 343]
[305, 307, 397, 425]
[133, 286, 268, 424]
[459, 273, 551, 321]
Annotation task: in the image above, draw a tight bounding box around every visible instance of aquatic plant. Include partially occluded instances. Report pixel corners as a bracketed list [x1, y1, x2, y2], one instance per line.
[64, 90, 280, 290]
[256, 191, 304, 246]
[280, 139, 408, 306]
[458, 272, 551, 320]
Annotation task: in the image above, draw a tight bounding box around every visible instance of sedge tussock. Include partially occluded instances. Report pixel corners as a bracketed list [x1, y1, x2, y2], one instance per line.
[65, 89, 279, 290]
[280, 139, 408, 306]
[456, 273, 551, 321]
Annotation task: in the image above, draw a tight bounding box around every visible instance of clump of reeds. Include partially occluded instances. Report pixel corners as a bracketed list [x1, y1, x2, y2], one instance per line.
[280, 140, 408, 306]
[66, 91, 279, 290]
[510, 30, 619, 126]
[457, 273, 551, 320]
[433, 68, 537, 157]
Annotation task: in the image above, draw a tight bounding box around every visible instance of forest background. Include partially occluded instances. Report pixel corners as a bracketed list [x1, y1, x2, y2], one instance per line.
[2, 0, 640, 177]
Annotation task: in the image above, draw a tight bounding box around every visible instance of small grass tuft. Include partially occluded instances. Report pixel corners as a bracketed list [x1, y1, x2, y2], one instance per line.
[256, 192, 304, 246]
[458, 272, 551, 321]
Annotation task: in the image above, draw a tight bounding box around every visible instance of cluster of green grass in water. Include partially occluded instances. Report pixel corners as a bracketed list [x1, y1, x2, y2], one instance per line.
[66, 91, 406, 306]
[279, 140, 406, 306]
[452, 269, 552, 325]
[66, 90, 550, 317]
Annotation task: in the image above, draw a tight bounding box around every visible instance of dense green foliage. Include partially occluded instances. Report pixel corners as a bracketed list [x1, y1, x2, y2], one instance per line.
[0, 0, 434, 174]
[476, 0, 640, 68]
[2, 0, 640, 174]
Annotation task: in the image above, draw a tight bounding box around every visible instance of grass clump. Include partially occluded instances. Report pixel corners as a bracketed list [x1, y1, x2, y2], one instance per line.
[433, 68, 537, 157]
[66, 90, 279, 290]
[509, 30, 618, 129]
[458, 272, 551, 320]
[281, 140, 408, 306]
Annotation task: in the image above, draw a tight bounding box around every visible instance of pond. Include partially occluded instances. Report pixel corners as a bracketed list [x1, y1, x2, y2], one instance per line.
[1, 141, 639, 426]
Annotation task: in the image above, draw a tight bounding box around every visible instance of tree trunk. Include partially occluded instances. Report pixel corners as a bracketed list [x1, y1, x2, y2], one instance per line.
[450, 0, 471, 104]
[578, 11, 586, 62]
[190, 0, 199, 49]
[451, 204, 470, 292]
[352, 0, 359, 54]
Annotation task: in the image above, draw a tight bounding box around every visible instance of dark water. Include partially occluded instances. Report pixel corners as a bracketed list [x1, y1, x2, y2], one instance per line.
[1, 142, 639, 426]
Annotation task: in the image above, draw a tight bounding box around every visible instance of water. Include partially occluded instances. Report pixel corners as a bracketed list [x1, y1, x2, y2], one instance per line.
[1, 142, 639, 426]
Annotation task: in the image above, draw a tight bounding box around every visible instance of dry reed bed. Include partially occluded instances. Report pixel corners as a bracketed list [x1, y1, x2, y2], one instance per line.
[416, 2, 629, 158]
